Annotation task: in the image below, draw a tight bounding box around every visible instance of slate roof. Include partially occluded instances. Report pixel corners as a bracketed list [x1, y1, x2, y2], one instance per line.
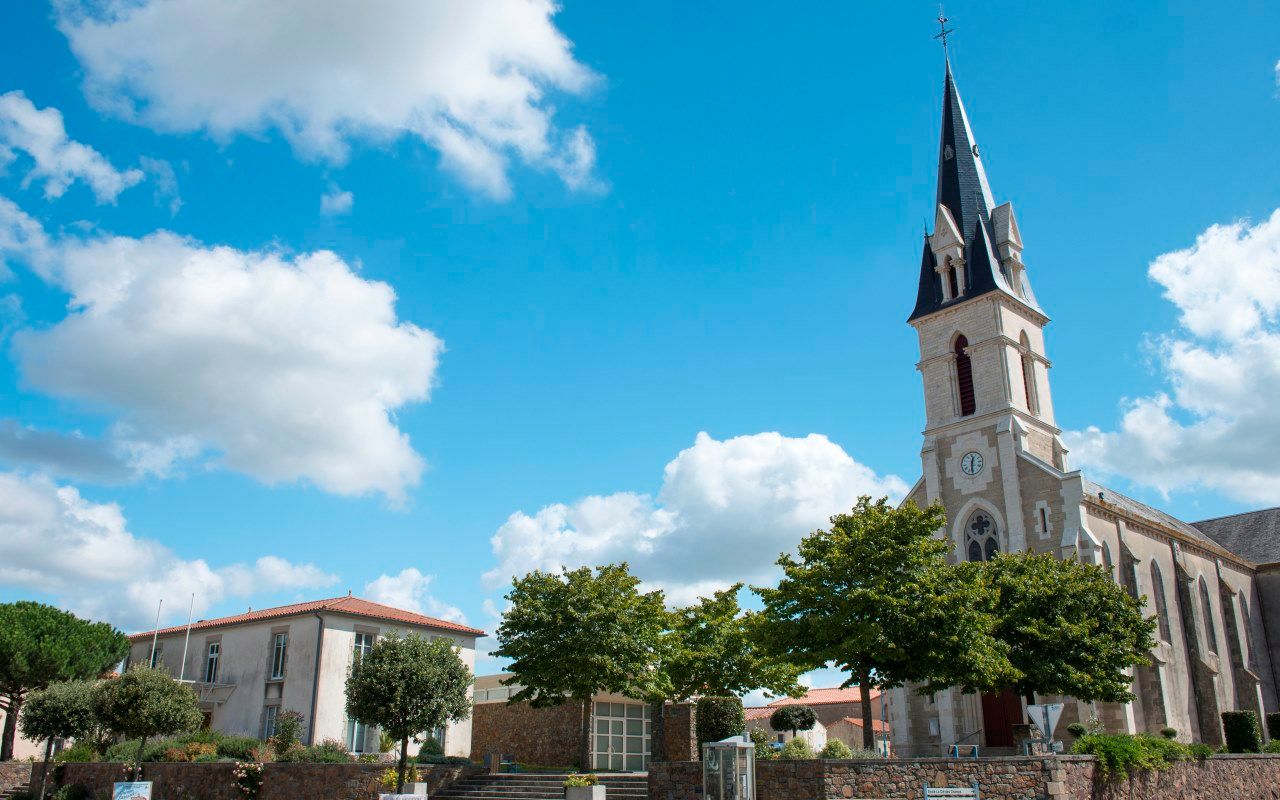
[1081, 478, 1242, 560]
[128, 594, 485, 641]
[909, 60, 1043, 322]
[1193, 507, 1280, 565]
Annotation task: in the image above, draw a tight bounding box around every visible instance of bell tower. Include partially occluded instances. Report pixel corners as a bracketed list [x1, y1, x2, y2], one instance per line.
[909, 60, 1067, 560]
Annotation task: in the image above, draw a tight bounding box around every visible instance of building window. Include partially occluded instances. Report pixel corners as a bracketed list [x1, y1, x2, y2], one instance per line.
[954, 335, 975, 416]
[1034, 503, 1051, 539]
[1198, 577, 1218, 656]
[965, 511, 999, 562]
[1020, 332, 1039, 415]
[353, 632, 375, 665]
[262, 706, 280, 739]
[149, 645, 163, 669]
[270, 632, 288, 679]
[1150, 562, 1172, 643]
[347, 718, 369, 754]
[947, 264, 960, 300]
[204, 642, 220, 683]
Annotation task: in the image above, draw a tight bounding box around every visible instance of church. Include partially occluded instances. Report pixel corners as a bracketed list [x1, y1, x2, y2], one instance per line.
[887, 58, 1280, 753]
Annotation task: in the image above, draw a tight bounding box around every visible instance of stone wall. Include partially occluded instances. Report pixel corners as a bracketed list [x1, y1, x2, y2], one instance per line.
[650, 754, 1280, 800]
[42, 761, 478, 800]
[0, 761, 31, 793]
[658, 704, 697, 762]
[470, 700, 585, 767]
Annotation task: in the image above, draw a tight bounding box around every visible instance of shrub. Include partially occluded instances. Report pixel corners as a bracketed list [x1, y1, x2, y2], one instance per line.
[54, 741, 98, 763]
[696, 696, 745, 750]
[563, 774, 599, 788]
[779, 737, 814, 760]
[1070, 733, 1189, 780]
[1066, 723, 1087, 738]
[749, 728, 776, 761]
[1159, 727, 1178, 740]
[51, 786, 91, 800]
[1264, 740, 1280, 754]
[418, 737, 444, 756]
[216, 736, 263, 761]
[1222, 711, 1263, 753]
[105, 738, 179, 763]
[378, 765, 420, 789]
[1188, 743, 1216, 761]
[414, 754, 470, 765]
[270, 710, 304, 754]
[1267, 712, 1280, 742]
[278, 738, 353, 764]
[232, 761, 264, 800]
[770, 705, 818, 737]
[819, 739, 852, 759]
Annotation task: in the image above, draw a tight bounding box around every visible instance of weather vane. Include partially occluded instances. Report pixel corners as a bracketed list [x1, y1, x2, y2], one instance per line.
[934, 6, 954, 52]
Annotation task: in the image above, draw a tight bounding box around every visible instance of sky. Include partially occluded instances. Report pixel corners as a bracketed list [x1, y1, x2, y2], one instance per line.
[0, 0, 1278, 680]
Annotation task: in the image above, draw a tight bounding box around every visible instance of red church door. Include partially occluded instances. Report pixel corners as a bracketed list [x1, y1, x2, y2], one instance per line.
[980, 689, 1021, 748]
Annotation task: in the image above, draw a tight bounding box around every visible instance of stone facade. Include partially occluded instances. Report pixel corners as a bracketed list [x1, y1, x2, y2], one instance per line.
[657, 702, 698, 762]
[649, 755, 1280, 800]
[37, 760, 477, 800]
[0, 761, 30, 794]
[470, 699, 585, 767]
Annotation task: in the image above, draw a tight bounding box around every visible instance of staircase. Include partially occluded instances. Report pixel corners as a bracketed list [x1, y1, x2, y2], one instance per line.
[0, 783, 30, 800]
[435, 773, 647, 800]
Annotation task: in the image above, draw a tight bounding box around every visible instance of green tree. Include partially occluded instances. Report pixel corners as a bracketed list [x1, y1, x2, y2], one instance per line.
[20, 680, 97, 800]
[694, 696, 745, 750]
[647, 585, 803, 759]
[943, 552, 1157, 703]
[769, 705, 816, 738]
[0, 602, 128, 760]
[345, 635, 471, 792]
[494, 564, 668, 769]
[754, 497, 1013, 748]
[92, 666, 202, 772]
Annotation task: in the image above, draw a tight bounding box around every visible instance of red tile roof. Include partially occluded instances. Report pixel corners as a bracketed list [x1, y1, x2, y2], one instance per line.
[128, 595, 485, 641]
[766, 687, 880, 707]
[744, 707, 773, 721]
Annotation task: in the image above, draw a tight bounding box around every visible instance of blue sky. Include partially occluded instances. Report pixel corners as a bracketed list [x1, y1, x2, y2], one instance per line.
[1, 1, 1278, 673]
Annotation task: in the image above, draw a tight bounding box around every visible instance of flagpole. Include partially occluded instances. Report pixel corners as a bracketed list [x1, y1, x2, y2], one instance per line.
[148, 598, 163, 667]
[178, 593, 195, 681]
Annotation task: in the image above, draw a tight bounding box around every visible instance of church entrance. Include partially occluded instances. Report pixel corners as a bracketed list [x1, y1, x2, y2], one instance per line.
[980, 688, 1022, 748]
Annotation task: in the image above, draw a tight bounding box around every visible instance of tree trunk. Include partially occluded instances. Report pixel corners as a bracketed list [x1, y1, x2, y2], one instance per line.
[136, 735, 148, 778]
[396, 735, 408, 792]
[649, 701, 666, 763]
[36, 739, 52, 800]
[578, 697, 592, 771]
[0, 693, 21, 761]
[858, 674, 874, 751]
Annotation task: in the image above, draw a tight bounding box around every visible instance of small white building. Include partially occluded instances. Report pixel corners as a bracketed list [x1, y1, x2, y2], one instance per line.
[127, 594, 484, 758]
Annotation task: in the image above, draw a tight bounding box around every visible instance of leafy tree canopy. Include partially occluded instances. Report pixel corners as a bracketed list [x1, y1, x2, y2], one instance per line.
[21, 680, 98, 800]
[345, 634, 471, 791]
[769, 704, 817, 736]
[93, 665, 203, 768]
[0, 601, 128, 760]
[939, 552, 1157, 702]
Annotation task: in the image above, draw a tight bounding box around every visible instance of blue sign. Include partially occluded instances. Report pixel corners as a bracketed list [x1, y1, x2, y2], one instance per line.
[113, 782, 153, 800]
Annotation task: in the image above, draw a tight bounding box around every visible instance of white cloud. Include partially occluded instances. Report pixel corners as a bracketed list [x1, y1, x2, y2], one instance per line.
[320, 184, 353, 216]
[485, 431, 908, 604]
[363, 567, 467, 624]
[140, 156, 181, 215]
[1065, 210, 1280, 503]
[0, 470, 336, 630]
[1, 195, 442, 501]
[58, 0, 600, 200]
[0, 91, 144, 203]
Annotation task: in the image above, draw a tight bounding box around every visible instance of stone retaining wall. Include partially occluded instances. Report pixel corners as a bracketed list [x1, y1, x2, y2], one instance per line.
[650, 754, 1280, 800]
[40, 761, 478, 800]
[0, 761, 31, 793]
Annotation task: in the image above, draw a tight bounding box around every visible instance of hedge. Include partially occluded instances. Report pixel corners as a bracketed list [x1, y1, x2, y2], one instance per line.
[1266, 712, 1280, 742]
[1222, 711, 1262, 753]
[695, 696, 745, 752]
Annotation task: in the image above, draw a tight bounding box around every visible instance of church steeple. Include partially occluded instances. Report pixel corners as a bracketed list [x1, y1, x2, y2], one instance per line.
[909, 60, 1042, 322]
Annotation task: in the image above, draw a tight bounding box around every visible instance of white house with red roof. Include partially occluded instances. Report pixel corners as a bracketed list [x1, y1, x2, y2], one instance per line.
[744, 687, 891, 755]
[126, 594, 484, 758]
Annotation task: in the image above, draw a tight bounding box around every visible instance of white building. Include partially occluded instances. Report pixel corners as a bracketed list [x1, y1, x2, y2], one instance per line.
[127, 594, 483, 758]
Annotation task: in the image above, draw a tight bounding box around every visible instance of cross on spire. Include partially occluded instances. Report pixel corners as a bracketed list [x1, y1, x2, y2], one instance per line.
[934, 6, 954, 52]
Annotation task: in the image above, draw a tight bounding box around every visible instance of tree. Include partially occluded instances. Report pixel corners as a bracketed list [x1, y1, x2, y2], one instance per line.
[20, 680, 96, 800]
[694, 696, 745, 750]
[92, 666, 202, 772]
[942, 552, 1157, 703]
[647, 585, 803, 760]
[769, 705, 817, 738]
[0, 602, 128, 760]
[494, 564, 668, 769]
[754, 497, 1013, 748]
[345, 634, 471, 792]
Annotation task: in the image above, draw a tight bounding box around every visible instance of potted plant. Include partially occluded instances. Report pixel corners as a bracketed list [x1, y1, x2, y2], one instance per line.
[563, 773, 604, 800]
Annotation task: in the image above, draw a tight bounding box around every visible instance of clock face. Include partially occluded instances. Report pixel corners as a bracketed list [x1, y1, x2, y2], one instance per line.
[961, 451, 984, 476]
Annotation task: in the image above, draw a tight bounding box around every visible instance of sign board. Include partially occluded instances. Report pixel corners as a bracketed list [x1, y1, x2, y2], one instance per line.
[1026, 703, 1065, 740]
[113, 783, 153, 800]
[924, 786, 979, 799]
[378, 795, 427, 800]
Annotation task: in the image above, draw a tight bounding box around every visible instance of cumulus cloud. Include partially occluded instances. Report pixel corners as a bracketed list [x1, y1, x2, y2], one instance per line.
[0, 91, 143, 203]
[485, 432, 908, 604]
[1, 195, 442, 501]
[1065, 210, 1280, 503]
[58, 0, 600, 200]
[0, 470, 336, 630]
[363, 567, 467, 624]
[320, 184, 353, 216]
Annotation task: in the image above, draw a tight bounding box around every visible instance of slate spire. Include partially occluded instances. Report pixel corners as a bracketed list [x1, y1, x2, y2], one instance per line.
[936, 57, 995, 248]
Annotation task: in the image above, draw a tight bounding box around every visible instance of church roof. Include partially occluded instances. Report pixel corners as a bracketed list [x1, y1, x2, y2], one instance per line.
[1193, 507, 1280, 566]
[909, 61, 1043, 322]
[1082, 478, 1242, 560]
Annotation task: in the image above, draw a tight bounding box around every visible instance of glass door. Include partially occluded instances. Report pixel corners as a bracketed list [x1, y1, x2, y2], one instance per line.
[592, 702, 650, 771]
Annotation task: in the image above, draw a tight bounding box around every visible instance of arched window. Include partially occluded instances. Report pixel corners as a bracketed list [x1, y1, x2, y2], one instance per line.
[965, 511, 999, 562]
[1150, 562, 1172, 642]
[947, 263, 960, 300]
[1199, 577, 1218, 656]
[1239, 591, 1257, 667]
[954, 335, 975, 416]
[1019, 332, 1038, 415]
[1101, 542, 1115, 581]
